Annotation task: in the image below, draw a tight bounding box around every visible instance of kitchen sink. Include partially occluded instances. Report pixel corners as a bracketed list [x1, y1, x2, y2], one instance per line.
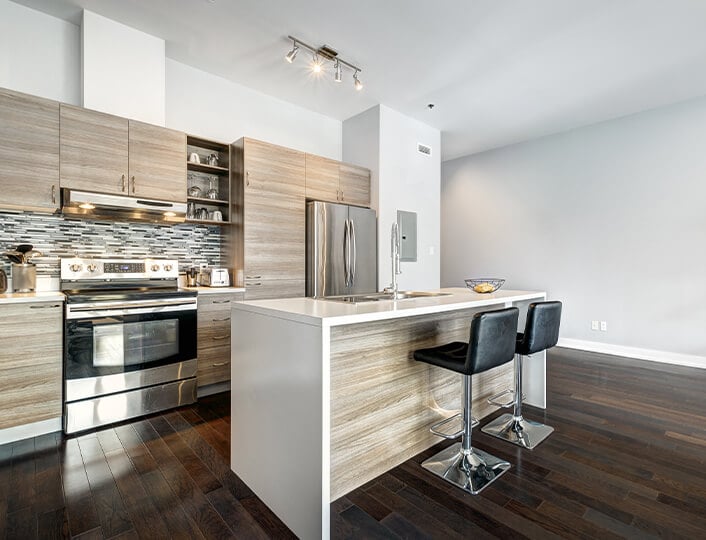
[321, 291, 451, 303]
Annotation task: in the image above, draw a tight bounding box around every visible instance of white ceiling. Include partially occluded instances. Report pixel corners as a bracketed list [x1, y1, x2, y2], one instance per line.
[13, 0, 706, 160]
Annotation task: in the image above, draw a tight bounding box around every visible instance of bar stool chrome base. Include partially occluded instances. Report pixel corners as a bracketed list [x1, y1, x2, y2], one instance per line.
[481, 413, 554, 450]
[421, 442, 511, 495]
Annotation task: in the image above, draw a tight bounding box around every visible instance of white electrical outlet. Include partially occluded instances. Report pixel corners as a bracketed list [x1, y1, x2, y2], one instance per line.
[591, 321, 599, 331]
[600, 321, 607, 332]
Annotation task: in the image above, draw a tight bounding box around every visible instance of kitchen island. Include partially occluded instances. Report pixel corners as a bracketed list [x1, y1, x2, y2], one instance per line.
[231, 287, 546, 539]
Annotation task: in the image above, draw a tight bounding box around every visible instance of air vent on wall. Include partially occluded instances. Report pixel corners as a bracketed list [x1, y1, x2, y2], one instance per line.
[417, 143, 432, 156]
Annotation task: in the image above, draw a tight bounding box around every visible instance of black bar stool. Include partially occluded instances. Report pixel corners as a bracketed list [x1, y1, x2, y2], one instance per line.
[481, 301, 562, 450]
[413, 307, 519, 495]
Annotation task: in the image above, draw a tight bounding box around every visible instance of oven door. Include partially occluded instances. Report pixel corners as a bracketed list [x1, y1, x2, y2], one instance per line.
[65, 297, 197, 401]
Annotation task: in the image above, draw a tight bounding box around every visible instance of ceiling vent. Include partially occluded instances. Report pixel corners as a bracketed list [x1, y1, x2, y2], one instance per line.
[417, 143, 432, 156]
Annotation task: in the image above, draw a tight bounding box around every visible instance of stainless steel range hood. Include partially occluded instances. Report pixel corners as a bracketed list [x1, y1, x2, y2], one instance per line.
[61, 189, 187, 224]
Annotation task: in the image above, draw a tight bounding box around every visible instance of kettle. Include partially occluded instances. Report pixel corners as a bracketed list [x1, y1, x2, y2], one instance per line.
[0, 269, 7, 293]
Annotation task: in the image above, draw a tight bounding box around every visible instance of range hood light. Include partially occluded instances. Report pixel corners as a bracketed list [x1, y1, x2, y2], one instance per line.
[78, 202, 95, 210]
[163, 211, 177, 218]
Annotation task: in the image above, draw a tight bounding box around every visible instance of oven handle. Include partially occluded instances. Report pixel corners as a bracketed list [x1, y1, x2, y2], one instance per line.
[67, 301, 197, 319]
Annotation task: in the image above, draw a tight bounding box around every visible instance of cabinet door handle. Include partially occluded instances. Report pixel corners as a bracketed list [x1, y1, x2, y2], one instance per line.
[51, 185, 56, 204]
[131, 176, 136, 193]
[212, 362, 227, 367]
[122, 174, 126, 192]
[245, 275, 261, 279]
[212, 299, 231, 304]
[212, 335, 229, 340]
[248, 282, 262, 287]
[246, 171, 250, 186]
[340, 190, 344, 201]
[213, 317, 231, 322]
[30, 304, 61, 309]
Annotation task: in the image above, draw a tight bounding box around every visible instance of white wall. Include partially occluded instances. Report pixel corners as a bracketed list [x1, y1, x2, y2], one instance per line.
[82, 10, 165, 125]
[166, 60, 341, 159]
[344, 105, 440, 290]
[0, 0, 79, 104]
[441, 96, 706, 361]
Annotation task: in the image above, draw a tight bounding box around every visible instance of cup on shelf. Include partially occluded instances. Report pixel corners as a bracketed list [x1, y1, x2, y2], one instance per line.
[189, 152, 201, 164]
[207, 153, 219, 167]
[197, 207, 208, 220]
[210, 210, 223, 221]
[187, 202, 196, 219]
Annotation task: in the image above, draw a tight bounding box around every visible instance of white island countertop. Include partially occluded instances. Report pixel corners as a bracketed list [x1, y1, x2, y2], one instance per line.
[232, 287, 545, 327]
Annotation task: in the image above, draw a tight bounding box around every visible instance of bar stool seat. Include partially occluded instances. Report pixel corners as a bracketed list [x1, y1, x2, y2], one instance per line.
[413, 307, 519, 495]
[481, 301, 562, 450]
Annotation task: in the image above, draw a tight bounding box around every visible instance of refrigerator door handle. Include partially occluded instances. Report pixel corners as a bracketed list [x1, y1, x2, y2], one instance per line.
[343, 219, 350, 287]
[350, 219, 357, 286]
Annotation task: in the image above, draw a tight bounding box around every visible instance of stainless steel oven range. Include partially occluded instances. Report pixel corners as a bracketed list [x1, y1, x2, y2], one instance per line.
[61, 258, 197, 434]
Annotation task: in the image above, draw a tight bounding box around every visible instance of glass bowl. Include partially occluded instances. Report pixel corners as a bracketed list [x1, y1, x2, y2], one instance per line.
[464, 278, 505, 293]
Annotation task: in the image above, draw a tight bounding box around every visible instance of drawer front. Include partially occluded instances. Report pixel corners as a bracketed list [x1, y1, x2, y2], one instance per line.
[198, 320, 231, 349]
[197, 345, 230, 387]
[198, 293, 243, 313]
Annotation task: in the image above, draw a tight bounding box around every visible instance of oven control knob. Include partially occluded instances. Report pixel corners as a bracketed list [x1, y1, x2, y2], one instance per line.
[164, 264, 173, 272]
[87, 264, 97, 273]
[69, 263, 83, 273]
[151, 264, 161, 272]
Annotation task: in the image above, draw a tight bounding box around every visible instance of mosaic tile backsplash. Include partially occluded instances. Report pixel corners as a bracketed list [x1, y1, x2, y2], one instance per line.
[0, 212, 224, 277]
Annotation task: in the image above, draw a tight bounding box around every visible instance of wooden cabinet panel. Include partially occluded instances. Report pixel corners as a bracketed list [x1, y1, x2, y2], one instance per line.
[243, 139, 305, 283]
[60, 104, 129, 195]
[244, 279, 305, 301]
[305, 153, 340, 203]
[0, 301, 62, 429]
[0, 88, 60, 212]
[129, 120, 186, 201]
[339, 162, 371, 207]
[196, 292, 242, 387]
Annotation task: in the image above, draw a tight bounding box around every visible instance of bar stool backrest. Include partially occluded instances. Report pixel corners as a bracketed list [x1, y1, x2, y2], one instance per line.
[517, 301, 562, 356]
[467, 307, 519, 375]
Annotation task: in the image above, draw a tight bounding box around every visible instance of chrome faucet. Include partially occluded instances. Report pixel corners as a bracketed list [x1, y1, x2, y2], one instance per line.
[385, 221, 402, 299]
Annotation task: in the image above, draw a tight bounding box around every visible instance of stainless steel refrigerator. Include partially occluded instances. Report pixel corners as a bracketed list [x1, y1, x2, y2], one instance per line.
[306, 201, 377, 297]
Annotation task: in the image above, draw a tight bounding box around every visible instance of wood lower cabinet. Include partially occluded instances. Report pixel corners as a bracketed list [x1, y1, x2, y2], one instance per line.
[197, 292, 243, 387]
[60, 104, 186, 200]
[0, 301, 63, 430]
[0, 88, 60, 213]
[231, 138, 306, 298]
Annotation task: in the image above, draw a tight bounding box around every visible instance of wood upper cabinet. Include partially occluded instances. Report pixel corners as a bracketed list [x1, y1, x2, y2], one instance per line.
[305, 153, 340, 203]
[304, 152, 371, 208]
[60, 105, 186, 200]
[242, 138, 306, 283]
[339, 162, 371, 207]
[0, 301, 63, 430]
[60, 104, 129, 195]
[0, 88, 60, 212]
[129, 120, 186, 202]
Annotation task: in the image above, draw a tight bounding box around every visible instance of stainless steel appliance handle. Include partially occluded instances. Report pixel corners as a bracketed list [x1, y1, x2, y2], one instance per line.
[350, 220, 357, 286]
[67, 298, 197, 318]
[343, 219, 350, 287]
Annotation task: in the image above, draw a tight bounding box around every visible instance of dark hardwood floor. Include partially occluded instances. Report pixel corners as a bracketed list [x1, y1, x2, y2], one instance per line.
[1, 347, 705, 539]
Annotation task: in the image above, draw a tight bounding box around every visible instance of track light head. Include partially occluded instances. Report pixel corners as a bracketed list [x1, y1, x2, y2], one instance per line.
[334, 61, 342, 83]
[353, 71, 363, 91]
[312, 54, 323, 73]
[285, 43, 299, 63]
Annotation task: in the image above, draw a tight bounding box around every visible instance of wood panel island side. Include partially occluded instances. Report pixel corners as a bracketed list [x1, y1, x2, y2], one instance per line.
[230, 288, 547, 539]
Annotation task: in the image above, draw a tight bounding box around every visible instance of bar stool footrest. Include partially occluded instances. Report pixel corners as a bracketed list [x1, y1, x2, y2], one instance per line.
[429, 413, 478, 439]
[487, 389, 526, 408]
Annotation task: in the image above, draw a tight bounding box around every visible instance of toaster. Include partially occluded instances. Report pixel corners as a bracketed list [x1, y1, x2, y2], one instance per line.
[198, 267, 230, 287]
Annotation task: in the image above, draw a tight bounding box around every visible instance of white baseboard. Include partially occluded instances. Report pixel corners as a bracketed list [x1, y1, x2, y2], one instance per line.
[0, 417, 62, 445]
[557, 338, 706, 370]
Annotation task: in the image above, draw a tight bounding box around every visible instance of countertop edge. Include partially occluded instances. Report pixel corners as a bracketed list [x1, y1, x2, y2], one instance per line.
[0, 292, 66, 305]
[231, 289, 547, 327]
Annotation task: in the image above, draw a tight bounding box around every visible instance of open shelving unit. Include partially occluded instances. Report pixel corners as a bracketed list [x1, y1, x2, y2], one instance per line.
[186, 135, 232, 225]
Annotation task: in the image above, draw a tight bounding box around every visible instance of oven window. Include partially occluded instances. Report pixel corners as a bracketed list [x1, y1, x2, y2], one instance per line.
[93, 319, 179, 367]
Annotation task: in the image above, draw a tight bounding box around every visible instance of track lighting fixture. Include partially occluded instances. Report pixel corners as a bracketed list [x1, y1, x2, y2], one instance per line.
[285, 41, 299, 63]
[353, 71, 363, 91]
[284, 35, 363, 91]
